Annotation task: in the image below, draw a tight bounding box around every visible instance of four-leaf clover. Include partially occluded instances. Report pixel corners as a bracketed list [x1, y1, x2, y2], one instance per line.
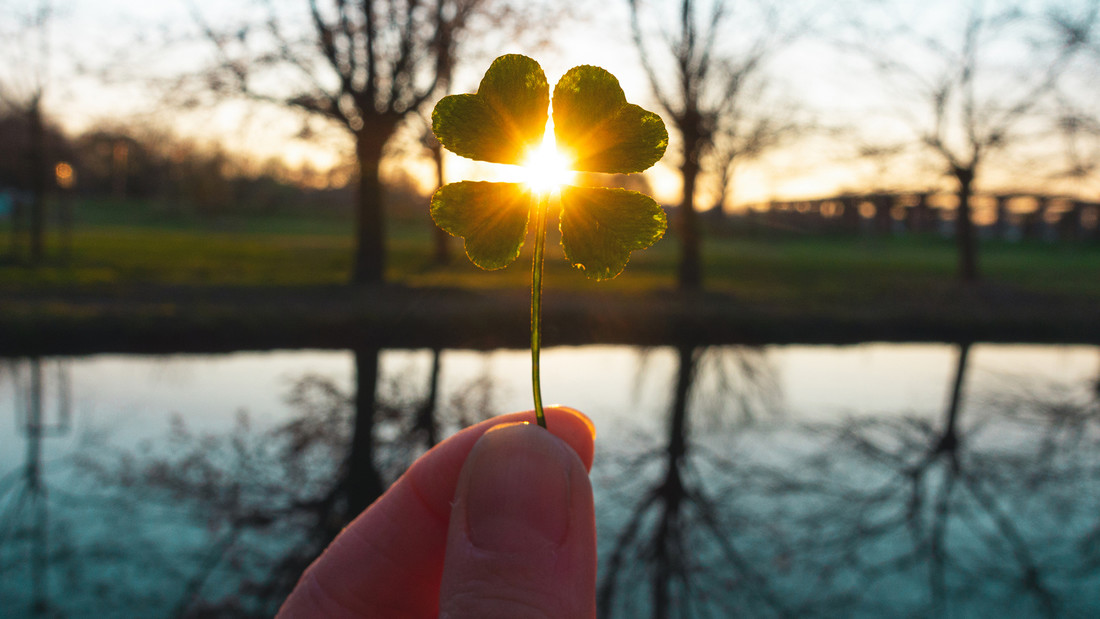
[431, 54, 668, 281]
[430, 54, 668, 427]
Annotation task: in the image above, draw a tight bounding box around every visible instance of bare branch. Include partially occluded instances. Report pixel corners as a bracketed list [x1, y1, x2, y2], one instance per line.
[364, 0, 379, 107]
[627, 0, 676, 116]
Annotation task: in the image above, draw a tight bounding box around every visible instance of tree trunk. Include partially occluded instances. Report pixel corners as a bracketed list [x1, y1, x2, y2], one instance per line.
[678, 146, 703, 291]
[430, 140, 450, 265]
[936, 342, 970, 459]
[953, 166, 979, 282]
[414, 347, 442, 448]
[353, 125, 397, 285]
[10, 192, 26, 261]
[28, 99, 47, 265]
[347, 346, 385, 516]
[652, 344, 696, 618]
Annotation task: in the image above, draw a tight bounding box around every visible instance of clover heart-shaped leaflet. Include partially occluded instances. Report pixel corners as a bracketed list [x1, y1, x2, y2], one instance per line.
[559, 185, 666, 280]
[431, 54, 548, 167]
[552, 64, 668, 174]
[429, 180, 534, 270]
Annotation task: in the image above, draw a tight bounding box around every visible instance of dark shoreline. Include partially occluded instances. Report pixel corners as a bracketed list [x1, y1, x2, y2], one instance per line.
[2, 284, 1098, 356]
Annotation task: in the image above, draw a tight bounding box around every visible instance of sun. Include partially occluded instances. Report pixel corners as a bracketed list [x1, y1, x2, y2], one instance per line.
[522, 125, 574, 193]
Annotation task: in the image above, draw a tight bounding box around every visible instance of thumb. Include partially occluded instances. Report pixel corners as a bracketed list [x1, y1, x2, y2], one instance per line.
[438, 422, 596, 619]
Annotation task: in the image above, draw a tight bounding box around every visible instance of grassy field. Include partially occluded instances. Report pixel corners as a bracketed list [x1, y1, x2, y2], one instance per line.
[3, 199, 1099, 305]
[3, 199, 1099, 353]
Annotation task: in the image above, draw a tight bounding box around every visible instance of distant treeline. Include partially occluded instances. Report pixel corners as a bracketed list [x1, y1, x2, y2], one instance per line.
[0, 111, 423, 219]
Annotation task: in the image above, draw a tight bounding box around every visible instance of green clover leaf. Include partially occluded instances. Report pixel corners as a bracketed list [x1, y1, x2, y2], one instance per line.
[559, 185, 667, 281]
[431, 54, 549, 166]
[553, 65, 669, 175]
[429, 54, 668, 427]
[430, 181, 532, 270]
[431, 53, 668, 280]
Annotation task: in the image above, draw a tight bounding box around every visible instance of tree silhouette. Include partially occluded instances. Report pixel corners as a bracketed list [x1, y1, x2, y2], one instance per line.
[1051, 4, 1100, 197]
[0, 358, 71, 618]
[806, 343, 1100, 616]
[35, 345, 501, 616]
[626, 0, 812, 290]
[0, 0, 55, 265]
[595, 342, 1100, 617]
[597, 345, 800, 618]
[842, 0, 1098, 281]
[188, 0, 495, 284]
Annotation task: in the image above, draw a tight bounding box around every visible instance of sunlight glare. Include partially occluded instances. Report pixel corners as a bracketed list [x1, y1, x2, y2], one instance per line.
[522, 126, 574, 193]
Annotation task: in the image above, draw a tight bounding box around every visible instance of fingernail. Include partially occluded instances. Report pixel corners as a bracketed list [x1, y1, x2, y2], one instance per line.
[463, 423, 572, 553]
[550, 405, 597, 440]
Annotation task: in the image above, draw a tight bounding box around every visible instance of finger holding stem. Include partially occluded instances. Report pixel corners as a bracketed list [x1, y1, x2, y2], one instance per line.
[530, 190, 549, 429]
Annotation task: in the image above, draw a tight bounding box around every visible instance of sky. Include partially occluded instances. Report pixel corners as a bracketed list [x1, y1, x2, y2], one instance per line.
[4, 0, 1098, 208]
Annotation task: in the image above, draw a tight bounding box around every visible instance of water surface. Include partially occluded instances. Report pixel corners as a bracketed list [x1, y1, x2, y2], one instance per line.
[1, 343, 1097, 617]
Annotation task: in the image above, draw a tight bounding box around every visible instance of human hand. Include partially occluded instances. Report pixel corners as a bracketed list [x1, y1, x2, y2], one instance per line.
[277, 407, 597, 618]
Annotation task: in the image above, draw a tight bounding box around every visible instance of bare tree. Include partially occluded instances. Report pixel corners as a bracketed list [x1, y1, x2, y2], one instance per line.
[0, 0, 54, 265]
[415, 3, 563, 266]
[626, 0, 812, 290]
[843, 0, 1097, 281]
[186, 0, 496, 285]
[707, 96, 807, 214]
[1051, 3, 1100, 196]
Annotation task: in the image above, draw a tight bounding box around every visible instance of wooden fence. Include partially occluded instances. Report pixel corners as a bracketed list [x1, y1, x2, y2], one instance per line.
[705, 192, 1100, 242]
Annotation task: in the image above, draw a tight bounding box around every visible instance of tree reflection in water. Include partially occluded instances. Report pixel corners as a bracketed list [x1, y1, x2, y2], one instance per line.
[3, 345, 1098, 617]
[66, 346, 495, 617]
[596, 343, 1100, 618]
[814, 343, 1100, 618]
[596, 344, 799, 618]
[0, 358, 71, 618]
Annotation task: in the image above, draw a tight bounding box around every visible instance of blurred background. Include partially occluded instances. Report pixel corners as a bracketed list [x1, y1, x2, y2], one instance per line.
[1, 0, 1099, 617]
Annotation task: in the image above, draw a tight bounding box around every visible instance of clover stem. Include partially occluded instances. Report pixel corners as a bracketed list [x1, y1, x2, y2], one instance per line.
[530, 190, 550, 428]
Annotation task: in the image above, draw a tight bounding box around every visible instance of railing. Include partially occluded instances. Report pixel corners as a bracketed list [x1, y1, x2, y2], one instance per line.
[700, 192, 1100, 242]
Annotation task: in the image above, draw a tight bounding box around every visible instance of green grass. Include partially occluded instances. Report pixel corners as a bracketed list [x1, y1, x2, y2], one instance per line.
[4, 199, 1100, 303]
[401, 229, 1100, 302]
[1, 226, 354, 286]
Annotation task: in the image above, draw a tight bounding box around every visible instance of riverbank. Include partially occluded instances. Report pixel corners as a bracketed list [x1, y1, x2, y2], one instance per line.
[3, 280, 1098, 356]
[4, 210, 1099, 354]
